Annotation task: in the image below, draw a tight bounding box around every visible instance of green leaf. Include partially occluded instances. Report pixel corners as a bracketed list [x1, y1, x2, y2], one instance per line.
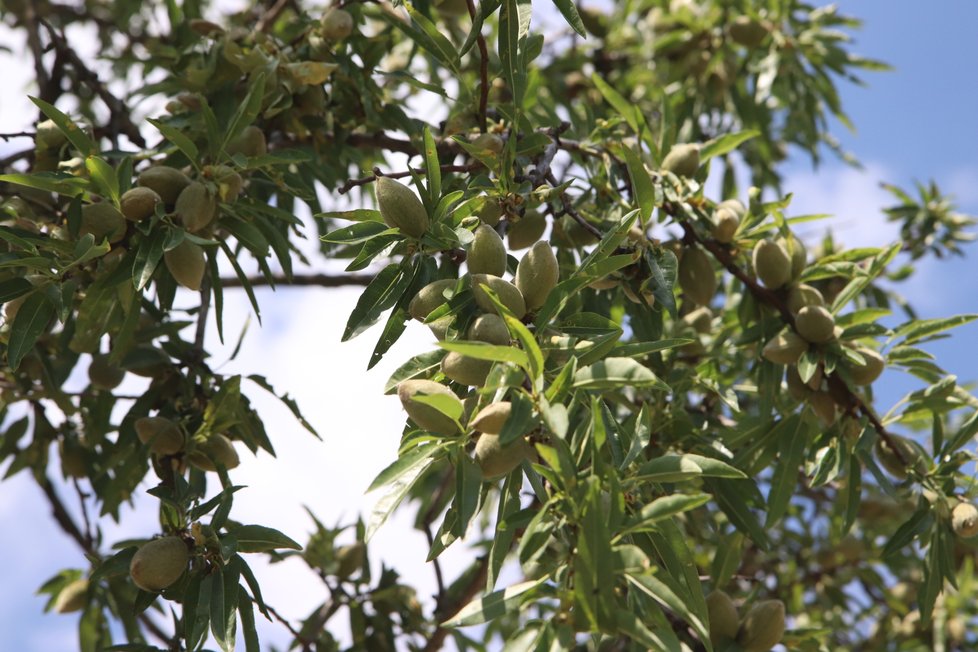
[85, 156, 120, 205]
[229, 524, 302, 553]
[634, 454, 746, 482]
[30, 96, 96, 156]
[549, 0, 586, 37]
[438, 341, 529, 367]
[147, 118, 200, 167]
[238, 592, 260, 652]
[411, 394, 464, 423]
[384, 350, 447, 394]
[573, 357, 669, 391]
[443, 578, 545, 627]
[0, 172, 88, 198]
[321, 221, 393, 245]
[765, 416, 810, 527]
[700, 130, 760, 162]
[591, 75, 643, 136]
[622, 146, 655, 224]
[8, 291, 54, 370]
[400, 6, 461, 73]
[366, 449, 440, 541]
[0, 278, 33, 304]
[706, 478, 771, 550]
[894, 314, 978, 346]
[342, 263, 409, 341]
[621, 493, 711, 535]
[423, 126, 441, 203]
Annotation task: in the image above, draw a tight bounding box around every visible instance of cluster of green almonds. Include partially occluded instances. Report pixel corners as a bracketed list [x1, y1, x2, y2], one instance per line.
[135, 415, 240, 472]
[707, 590, 785, 652]
[674, 199, 746, 308]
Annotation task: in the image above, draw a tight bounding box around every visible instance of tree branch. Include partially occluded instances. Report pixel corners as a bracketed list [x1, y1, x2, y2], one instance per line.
[218, 273, 374, 288]
[339, 163, 483, 195]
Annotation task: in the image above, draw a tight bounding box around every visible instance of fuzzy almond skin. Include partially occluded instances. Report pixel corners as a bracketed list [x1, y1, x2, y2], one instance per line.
[786, 283, 825, 314]
[809, 391, 837, 427]
[850, 347, 885, 385]
[752, 239, 792, 289]
[515, 241, 559, 311]
[53, 579, 89, 614]
[761, 330, 808, 365]
[120, 187, 162, 221]
[130, 537, 189, 592]
[89, 354, 125, 390]
[468, 224, 508, 276]
[470, 402, 512, 435]
[507, 211, 546, 250]
[227, 126, 267, 158]
[80, 203, 127, 243]
[409, 279, 456, 321]
[376, 177, 429, 238]
[795, 305, 836, 344]
[321, 8, 354, 40]
[188, 433, 240, 471]
[474, 433, 532, 479]
[164, 239, 206, 291]
[467, 313, 510, 345]
[470, 274, 527, 319]
[737, 600, 786, 652]
[397, 379, 462, 435]
[174, 182, 218, 233]
[135, 416, 185, 456]
[441, 351, 492, 387]
[678, 246, 716, 306]
[712, 206, 740, 243]
[778, 235, 807, 280]
[661, 143, 701, 177]
[706, 590, 740, 645]
[729, 16, 769, 48]
[952, 502, 978, 538]
[137, 166, 191, 205]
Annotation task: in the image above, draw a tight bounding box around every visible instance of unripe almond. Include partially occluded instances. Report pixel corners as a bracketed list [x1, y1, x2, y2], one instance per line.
[120, 187, 162, 221]
[623, 283, 656, 306]
[588, 276, 619, 290]
[135, 416, 185, 456]
[809, 391, 837, 427]
[712, 206, 740, 243]
[321, 8, 354, 41]
[661, 143, 701, 177]
[397, 379, 462, 435]
[849, 347, 885, 385]
[761, 330, 808, 365]
[785, 366, 810, 400]
[468, 224, 507, 276]
[188, 433, 240, 471]
[427, 315, 454, 340]
[476, 198, 503, 226]
[752, 239, 791, 289]
[227, 125, 267, 158]
[89, 354, 125, 390]
[467, 313, 510, 345]
[376, 177, 429, 238]
[718, 198, 747, 220]
[507, 211, 546, 250]
[706, 590, 740, 645]
[470, 402, 512, 435]
[874, 435, 927, 480]
[682, 306, 713, 334]
[164, 239, 206, 291]
[728, 16, 769, 48]
[174, 182, 217, 233]
[409, 279, 456, 321]
[129, 536, 189, 592]
[736, 600, 785, 652]
[80, 203, 126, 243]
[470, 132, 504, 154]
[334, 542, 365, 579]
[59, 439, 87, 478]
[471, 274, 527, 319]
[778, 235, 807, 280]
[441, 351, 492, 386]
[952, 502, 978, 538]
[137, 166, 191, 205]
[206, 164, 244, 202]
[795, 305, 836, 343]
[35, 119, 67, 152]
[53, 579, 89, 614]
[786, 283, 825, 314]
[474, 433, 532, 479]
[678, 245, 716, 306]
[516, 241, 559, 311]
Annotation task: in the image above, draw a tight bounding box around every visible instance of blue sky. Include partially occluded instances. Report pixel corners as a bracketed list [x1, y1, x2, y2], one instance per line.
[1, 2, 978, 650]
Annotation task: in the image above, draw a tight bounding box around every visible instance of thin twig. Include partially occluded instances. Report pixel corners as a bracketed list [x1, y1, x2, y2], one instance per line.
[339, 163, 482, 195]
[194, 275, 211, 352]
[256, 0, 292, 32]
[265, 601, 315, 651]
[421, 557, 488, 652]
[545, 171, 604, 240]
[467, 0, 490, 131]
[218, 273, 374, 288]
[423, 525, 446, 599]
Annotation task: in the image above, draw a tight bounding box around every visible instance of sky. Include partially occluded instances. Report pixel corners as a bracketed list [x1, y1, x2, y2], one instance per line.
[1, 1, 978, 650]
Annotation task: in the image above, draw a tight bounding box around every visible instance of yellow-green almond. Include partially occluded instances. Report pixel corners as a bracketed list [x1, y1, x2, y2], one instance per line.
[468, 313, 510, 345]
[712, 206, 740, 243]
[850, 348, 885, 385]
[409, 279, 456, 321]
[661, 143, 701, 177]
[164, 239, 206, 291]
[952, 502, 978, 538]
[588, 276, 619, 290]
[874, 438, 908, 479]
[474, 433, 532, 479]
[471, 274, 527, 319]
[718, 198, 747, 219]
[174, 182, 217, 233]
[706, 590, 740, 645]
[737, 600, 786, 652]
[470, 132, 504, 154]
[53, 579, 89, 614]
[678, 245, 716, 306]
[321, 8, 354, 41]
[227, 125, 267, 158]
[785, 366, 810, 400]
[778, 235, 807, 280]
[470, 402, 512, 435]
[786, 283, 825, 314]
[468, 224, 507, 276]
[80, 203, 127, 243]
[795, 305, 836, 343]
[507, 211, 547, 250]
[761, 330, 808, 365]
[129, 536, 189, 592]
[207, 164, 244, 202]
[135, 416, 185, 456]
[728, 16, 769, 48]
[120, 187, 162, 221]
[427, 315, 454, 340]
[397, 379, 462, 435]
[89, 354, 125, 390]
[809, 391, 837, 427]
[35, 119, 67, 152]
[476, 198, 503, 226]
[137, 166, 191, 205]
[516, 241, 559, 311]
[188, 433, 240, 471]
[376, 177, 429, 238]
[441, 351, 492, 386]
[682, 306, 713, 334]
[752, 239, 792, 289]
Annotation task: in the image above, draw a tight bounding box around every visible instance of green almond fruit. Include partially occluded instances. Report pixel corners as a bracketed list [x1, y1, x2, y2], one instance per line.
[661, 143, 701, 178]
[35, 119, 68, 153]
[809, 391, 837, 427]
[516, 241, 559, 311]
[778, 235, 807, 280]
[397, 379, 462, 435]
[718, 198, 747, 219]
[474, 433, 533, 479]
[471, 274, 527, 319]
[623, 283, 656, 306]
[849, 347, 885, 385]
[470, 402, 512, 435]
[376, 177, 429, 238]
[321, 8, 354, 41]
[706, 590, 740, 645]
[334, 542, 365, 579]
[795, 305, 835, 344]
[752, 239, 791, 289]
[952, 502, 978, 538]
[678, 245, 716, 306]
[188, 433, 240, 471]
[736, 600, 786, 652]
[761, 330, 808, 365]
[468, 224, 507, 276]
[206, 164, 244, 202]
[728, 16, 769, 48]
[427, 315, 455, 340]
[89, 354, 125, 390]
[786, 283, 825, 314]
[164, 239, 206, 291]
[874, 435, 927, 480]
[470, 132, 504, 154]
[53, 578, 89, 614]
[681, 306, 713, 334]
[137, 166, 191, 205]
[227, 125, 267, 158]
[174, 182, 218, 233]
[129, 536, 189, 592]
[135, 416, 185, 456]
[80, 203, 127, 243]
[476, 198, 503, 226]
[120, 187, 162, 221]
[59, 439, 87, 479]
[785, 366, 811, 400]
[409, 279, 457, 321]
[468, 313, 510, 345]
[441, 351, 492, 387]
[507, 211, 547, 250]
[712, 206, 740, 243]
[588, 276, 619, 290]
